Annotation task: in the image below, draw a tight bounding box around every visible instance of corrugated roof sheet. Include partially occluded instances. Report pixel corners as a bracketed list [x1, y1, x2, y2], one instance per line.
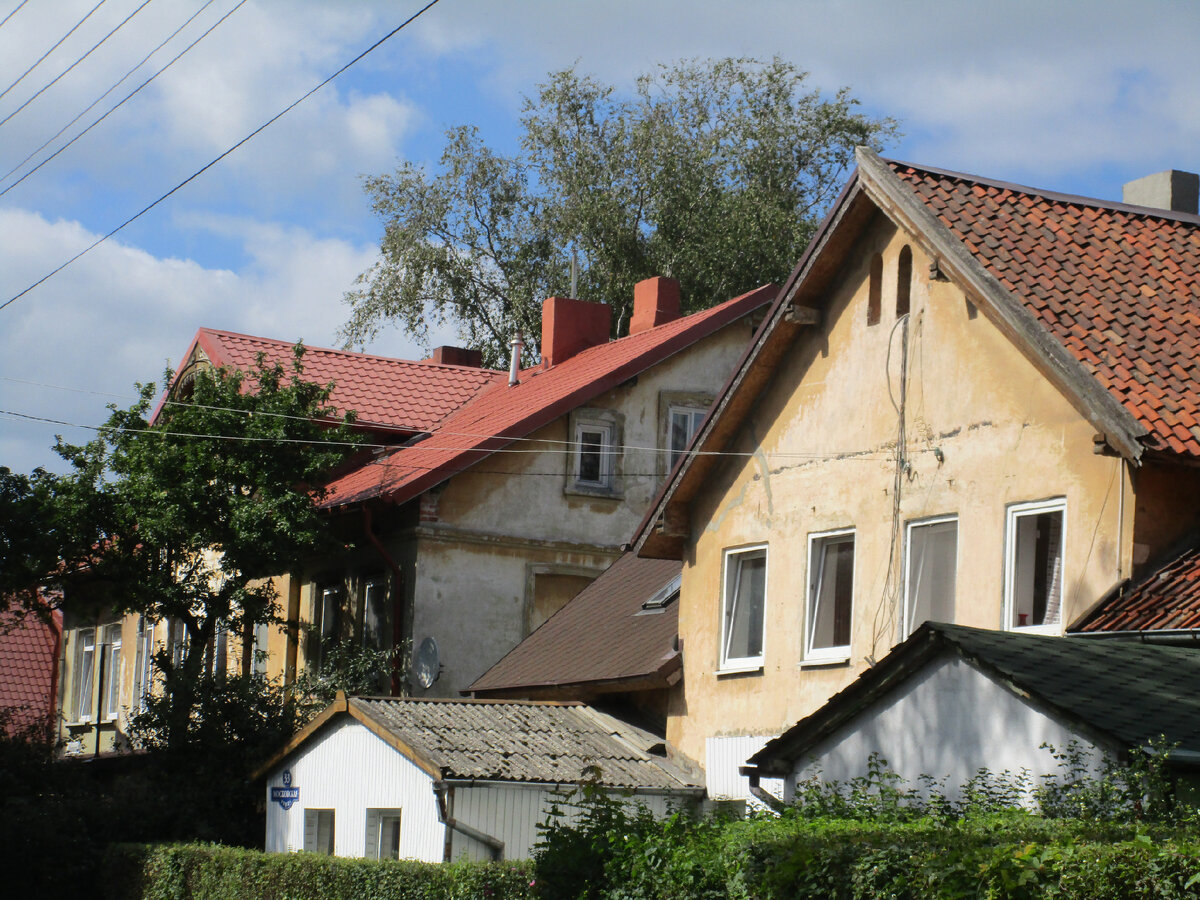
[351, 697, 702, 790]
[319, 285, 775, 509]
[1072, 542, 1200, 633]
[892, 162, 1200, 458]
[470, 552, 681, 696]
[190, 329, 500, 434]
[0, 608, 60, 735]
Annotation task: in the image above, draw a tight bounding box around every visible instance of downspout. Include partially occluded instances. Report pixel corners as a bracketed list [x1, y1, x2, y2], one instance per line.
[363, 505, 407, 696]
[433, 782, 505, 860]
[747, 771, 785, 812]
[47, 611, 62, 741]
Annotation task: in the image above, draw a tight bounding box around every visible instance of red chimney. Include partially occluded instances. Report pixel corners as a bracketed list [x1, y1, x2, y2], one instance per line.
[630, 276, 681, 335]
[541, 296, 612, 367]
[429, 346, 483, 368]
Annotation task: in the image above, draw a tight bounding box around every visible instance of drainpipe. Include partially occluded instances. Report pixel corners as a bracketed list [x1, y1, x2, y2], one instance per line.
[433, 782, 505, 860]
[363, 505, 406, 696]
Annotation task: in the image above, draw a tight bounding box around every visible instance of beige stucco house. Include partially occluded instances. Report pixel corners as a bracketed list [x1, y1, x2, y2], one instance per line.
[630, 149, 1200, 798]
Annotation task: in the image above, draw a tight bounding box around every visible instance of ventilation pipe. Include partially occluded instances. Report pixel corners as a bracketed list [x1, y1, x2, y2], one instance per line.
[508, 334, 524, 386]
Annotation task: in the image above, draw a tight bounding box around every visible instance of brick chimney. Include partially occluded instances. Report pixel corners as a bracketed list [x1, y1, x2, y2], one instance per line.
[428, 346, 483, 368]
[1122, 170, 1199, 214]
[630, 276, 681, 335]
[541, 296, 612, 367]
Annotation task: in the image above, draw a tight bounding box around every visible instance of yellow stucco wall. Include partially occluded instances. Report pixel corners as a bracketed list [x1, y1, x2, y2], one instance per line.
[670, 218, 1134, 765]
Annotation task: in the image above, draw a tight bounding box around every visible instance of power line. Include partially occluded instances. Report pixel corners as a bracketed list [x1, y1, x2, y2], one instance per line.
[0, 0, 156, 131]
[0, 0, 30, 32]
[0, 0, 106, 104]
[0, 0, 235, 193]
[0, 0, 445, 314]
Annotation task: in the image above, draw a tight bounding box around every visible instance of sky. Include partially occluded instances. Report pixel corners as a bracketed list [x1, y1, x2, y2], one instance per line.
[1, 0, 1198, 476]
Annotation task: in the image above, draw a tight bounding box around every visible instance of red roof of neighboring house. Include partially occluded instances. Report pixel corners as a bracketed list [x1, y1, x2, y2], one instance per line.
[171, 329, 501, 435]
[1071, 543, 1200, 633]
[469, 552, 682, 698]
[893, 162, 1200, 459]
[0, 607, 61, 736]
[320, 284, 776, 509]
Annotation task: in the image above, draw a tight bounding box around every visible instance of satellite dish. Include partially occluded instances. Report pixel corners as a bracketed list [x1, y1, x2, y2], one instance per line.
[413, 636, 441, 689]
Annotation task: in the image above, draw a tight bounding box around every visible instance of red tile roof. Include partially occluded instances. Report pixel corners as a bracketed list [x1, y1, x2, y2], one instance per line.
[469, 552, 682, 697]
[0, 607, 61, 736]
[891, 162, 1200, 458]
[320, 285, 776, 509]
[179, 329, 501, 435]
[1071, 543, 1200, 633]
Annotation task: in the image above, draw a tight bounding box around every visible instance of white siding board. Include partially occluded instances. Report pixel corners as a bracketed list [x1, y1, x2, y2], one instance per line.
[706, 735, 785, 807]
[787, 653, 1109, 800]
[264, 718, 445, 862]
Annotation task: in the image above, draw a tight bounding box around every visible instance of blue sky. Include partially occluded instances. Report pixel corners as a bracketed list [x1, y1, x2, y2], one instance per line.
[2, 0, 1199, 475]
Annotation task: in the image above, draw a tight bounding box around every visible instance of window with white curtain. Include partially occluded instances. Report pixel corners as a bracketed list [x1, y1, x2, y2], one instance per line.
[903, 517, 958, 636]
[720, 545, 767, 670]
[73, 627, 96, 722]
[1005, 499, 1065, 633]
[806, 530, 855, 662]
[100, 623, 123, 722]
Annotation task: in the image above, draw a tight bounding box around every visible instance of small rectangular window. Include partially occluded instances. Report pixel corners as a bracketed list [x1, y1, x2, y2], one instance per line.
[74, 628, 96, 722]
[1005, 500, 1065, 632]
[304, 808, 336, 855]
[314, 584, 343, 669]
[576, 423, 613, 487]
[667, 407, 707, 471]
[903, 518, 958, 636]
[807, 530, 854, 661]
[362, 577, 388, 649]
[720, 546, 767, 669]
[366, 808, 403, 860]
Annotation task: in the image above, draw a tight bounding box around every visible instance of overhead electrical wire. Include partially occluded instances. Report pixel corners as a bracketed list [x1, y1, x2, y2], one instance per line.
[0, 0, 107, 104]
[0, 0, 237, 193]
[0, 0, 445, 314]
[0, 0, 31, 32]
[0, 0, 156, 131]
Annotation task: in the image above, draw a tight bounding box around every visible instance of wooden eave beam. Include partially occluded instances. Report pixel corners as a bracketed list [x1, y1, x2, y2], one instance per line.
[855, 147, 1147, 463]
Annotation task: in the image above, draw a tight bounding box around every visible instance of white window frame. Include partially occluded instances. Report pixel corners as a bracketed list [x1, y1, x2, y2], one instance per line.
[313, 583, 343, 670]
[365, 808, 403, 860]
[100, 623, 123, 722]
[252, 622, 270, 675]
[73, 627, 96, 722]
[566, 408, 623, 497]
[1004, 498, 1066, 635]
[806, 529, 855, 663]
[719, 544, 768, 672]
[666, 405, 708, 472]
[303, 808, 336, 855]
[362, 576, 388, 649]
[132, 617, 155, 714]
[575, 421, 614, 489]
[902, 516, 959, 638]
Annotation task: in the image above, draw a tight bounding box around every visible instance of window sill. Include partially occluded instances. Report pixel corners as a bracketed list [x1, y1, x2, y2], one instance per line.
[1008, 624, 1063, 637]
[799, 656, 851, 670]
[716, 664, 764, 678]
[564, 483, 623, 501]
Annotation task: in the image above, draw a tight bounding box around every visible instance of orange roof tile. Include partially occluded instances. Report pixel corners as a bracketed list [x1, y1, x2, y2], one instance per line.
[182, 329, 501, 435]
[320, 284, 776, 509]
[0, 607, 60, 735]
[1072, 542, 1200, 633]
[891, 162, 1200, 458]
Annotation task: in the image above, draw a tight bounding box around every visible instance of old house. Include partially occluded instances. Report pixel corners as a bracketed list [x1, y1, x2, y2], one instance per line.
[257, 695, 703, 861]
[626, 149, 1200, 798]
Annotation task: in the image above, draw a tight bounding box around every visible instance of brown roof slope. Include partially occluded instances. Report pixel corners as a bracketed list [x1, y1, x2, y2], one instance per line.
[0, 608, 60, 735]
[892, 162, 1200, 458]
[469, 552, 682, 698]
[1072, 541, 1200, 633]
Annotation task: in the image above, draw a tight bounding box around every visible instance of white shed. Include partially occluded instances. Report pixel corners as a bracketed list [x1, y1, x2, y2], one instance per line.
[257, 695, 704, 862]
[742, 623, 1200, 804]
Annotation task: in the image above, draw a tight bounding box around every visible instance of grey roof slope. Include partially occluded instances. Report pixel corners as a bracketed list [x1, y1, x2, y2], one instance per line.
[260, 695, 703, 791]
[469, 552, 682, 697]
[748, 623, 1200, 776]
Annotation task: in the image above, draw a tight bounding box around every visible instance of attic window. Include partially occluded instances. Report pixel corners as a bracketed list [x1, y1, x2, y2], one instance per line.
[639, 574, 682, 614]
[896, 246, 912, 317]
[867, 254, 882, 326]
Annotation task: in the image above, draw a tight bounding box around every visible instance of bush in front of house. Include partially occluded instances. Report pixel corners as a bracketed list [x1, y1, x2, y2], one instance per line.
[102, 842, 535, 900]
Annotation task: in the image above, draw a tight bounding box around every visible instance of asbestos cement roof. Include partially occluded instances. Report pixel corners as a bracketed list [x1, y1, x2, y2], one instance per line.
[748, 623, 1200, 776]
[469, 552, 682, 698]
[279, 697, 703, 790]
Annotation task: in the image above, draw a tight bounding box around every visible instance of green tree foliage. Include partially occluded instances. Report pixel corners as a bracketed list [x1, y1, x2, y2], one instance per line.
[342, 57, 898, 365]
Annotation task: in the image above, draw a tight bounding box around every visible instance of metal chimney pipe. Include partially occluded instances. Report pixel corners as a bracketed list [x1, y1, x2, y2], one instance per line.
[508, 334, 524, 386]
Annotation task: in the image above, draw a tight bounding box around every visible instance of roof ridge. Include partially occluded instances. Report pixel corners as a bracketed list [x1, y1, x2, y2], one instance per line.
[883, 156, 1200, 227]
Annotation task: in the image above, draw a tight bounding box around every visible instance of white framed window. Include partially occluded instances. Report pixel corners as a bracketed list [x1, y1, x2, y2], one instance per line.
[365, 808, 402, 860]
[100, 623, 123, 722]
[903, 517, 958, 637]
[132, 617, 155, 714]
[73, 627, 96, 722]
[566, 408, 623, 497]
[806, 530, 855, 662]
[667, 405, 707, 471]
[313, 583, 343, 670]
[720, 545, 767, 670]
[1005, 499, 1065, 634]
[169, 618, 188, 670]
[252, 622, 270, 675]
[362, 576, 388, 649]
[303, 808, 336, 855]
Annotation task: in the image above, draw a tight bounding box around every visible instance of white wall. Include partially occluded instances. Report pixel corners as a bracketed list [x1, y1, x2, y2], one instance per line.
[705, 734, 784, 808]
[787, 653, 1108, 800]
[264, 718, 444, 862]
